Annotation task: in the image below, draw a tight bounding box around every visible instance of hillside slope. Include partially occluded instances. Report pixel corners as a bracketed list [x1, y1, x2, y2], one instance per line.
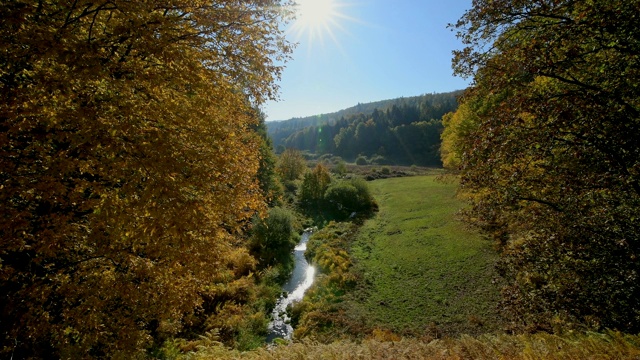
[267, 91, 463, 166]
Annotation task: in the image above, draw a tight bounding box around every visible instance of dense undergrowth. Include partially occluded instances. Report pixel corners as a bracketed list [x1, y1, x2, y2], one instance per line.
[170, 331, 640, 359]
[290, 222, 364, 341]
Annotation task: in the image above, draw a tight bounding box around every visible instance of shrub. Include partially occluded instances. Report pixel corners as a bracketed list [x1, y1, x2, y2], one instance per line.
[324, 183, 359, 215]
[355, 156, 368, 165]
[334, 160, 348, 176]
[369, 154, 389, 165]
[351, 177, 374, 201]
[249, 207, 299, 272]
[324, 178, 376, 219]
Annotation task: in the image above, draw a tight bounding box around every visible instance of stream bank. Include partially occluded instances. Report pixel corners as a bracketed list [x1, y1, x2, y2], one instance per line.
[266, 229, 316, 342]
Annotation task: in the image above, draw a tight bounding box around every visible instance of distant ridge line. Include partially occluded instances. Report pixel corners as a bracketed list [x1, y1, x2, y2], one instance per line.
[268, 90, 464, 124]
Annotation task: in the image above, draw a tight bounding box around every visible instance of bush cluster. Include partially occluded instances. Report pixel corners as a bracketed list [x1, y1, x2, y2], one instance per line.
[298, 165, 377, 221]
[249, 207, 299, 278]
[324, 178, 376, 219]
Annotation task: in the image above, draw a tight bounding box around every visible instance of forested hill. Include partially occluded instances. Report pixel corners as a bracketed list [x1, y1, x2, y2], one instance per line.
[266, 95, 442, 143]
[266, 90, 463, 166]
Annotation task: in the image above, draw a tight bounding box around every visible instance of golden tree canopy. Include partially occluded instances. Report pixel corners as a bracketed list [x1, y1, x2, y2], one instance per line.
[0, 0, 292, 357]
[276, 148, 307, 181]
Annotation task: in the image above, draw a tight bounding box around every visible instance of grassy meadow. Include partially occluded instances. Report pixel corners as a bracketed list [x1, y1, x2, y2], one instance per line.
[170, 173, 640, 359]
[346, 175, 502, 336]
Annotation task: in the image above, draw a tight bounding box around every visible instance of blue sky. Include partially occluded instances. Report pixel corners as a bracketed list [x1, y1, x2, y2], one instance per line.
[263, 0, 472, 121]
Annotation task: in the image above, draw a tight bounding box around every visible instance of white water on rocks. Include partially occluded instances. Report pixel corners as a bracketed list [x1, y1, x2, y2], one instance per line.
[266, 230, 315, 342]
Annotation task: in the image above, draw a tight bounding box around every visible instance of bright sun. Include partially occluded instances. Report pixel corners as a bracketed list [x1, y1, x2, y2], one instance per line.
[297, 0, 336, 28]
[290, 0, 348, 46]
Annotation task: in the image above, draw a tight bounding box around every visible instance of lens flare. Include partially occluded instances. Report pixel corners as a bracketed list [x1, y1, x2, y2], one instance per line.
[289, 0, 355, 49]
[297, 0, 336, 28]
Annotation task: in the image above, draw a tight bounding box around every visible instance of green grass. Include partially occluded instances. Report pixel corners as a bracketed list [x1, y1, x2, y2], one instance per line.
[346, 175, 502, 336]
[172, 174, 640, 359]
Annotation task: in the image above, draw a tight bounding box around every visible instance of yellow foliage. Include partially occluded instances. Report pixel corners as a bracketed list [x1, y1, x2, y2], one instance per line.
[0, 0, 292, 357]
[440, 101, 479, 170]
[176, 331, 640, 359]
[277, 148, 307, 181]
[368, 328, 402, 342]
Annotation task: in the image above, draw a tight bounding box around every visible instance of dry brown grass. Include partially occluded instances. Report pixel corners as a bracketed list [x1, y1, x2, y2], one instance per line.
[177, 331, 640, 360]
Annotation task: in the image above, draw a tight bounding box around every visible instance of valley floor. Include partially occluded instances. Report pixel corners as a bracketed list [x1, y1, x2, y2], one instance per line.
[173, 174, 640, 359]
[345, 175, 503, 336]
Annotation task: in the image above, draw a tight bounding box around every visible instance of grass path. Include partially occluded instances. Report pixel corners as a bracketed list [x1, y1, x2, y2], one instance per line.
[347, 175, 502, 336]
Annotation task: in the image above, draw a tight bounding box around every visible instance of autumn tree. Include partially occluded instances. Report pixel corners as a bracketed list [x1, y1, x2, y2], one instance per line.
[440, 101, 479, 170]
[450, 0, 640, 331]
[0, 1, 292, 358]
[276, 148, 307, 182]
[299, 163, 332, 207]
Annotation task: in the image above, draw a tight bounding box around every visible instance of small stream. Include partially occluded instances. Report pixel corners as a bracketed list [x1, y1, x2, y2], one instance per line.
[266, 229, 315, 342]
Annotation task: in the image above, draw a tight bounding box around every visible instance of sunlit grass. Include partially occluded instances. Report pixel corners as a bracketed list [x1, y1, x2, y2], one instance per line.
[347, 175, 502, 336]
[171, 175, 640, 359]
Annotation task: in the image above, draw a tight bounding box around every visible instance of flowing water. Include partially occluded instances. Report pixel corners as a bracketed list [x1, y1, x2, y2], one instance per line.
[266, 230, 315, 342]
